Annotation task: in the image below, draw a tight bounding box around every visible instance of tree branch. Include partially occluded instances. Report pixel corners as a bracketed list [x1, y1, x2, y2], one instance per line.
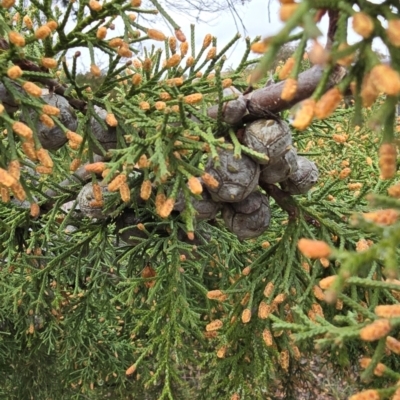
[14, 59, 88, 113]
[326, 10, 340, 51]
[243, 64, 346, 120]
[206, 64, 346, 124]
[259, 182, 299, 219]
[260, 182, 321, 227]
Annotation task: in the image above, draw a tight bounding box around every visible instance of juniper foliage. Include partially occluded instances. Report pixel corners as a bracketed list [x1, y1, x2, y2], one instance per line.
[0, 1, 400, 399]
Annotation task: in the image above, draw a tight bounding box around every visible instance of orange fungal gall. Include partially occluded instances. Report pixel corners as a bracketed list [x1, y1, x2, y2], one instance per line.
[387, 20, 400, 47]
[140, 180, 152, 200]
[205, 319, 223, 332]
[292, 99, 315, 130]
[187, 177, 203, 195]
[7, 65, 23, 79]
[297, 238, 331, 259]
[278, 57, 294, 80]
[352, 12, 375, 38]
[34, 25, 51, 40]
[148, 29, 166, 41]
[281, 78, 297, 101]
[314, 87, 343, 119]
[184, 93, 203, 105]
[360, 319, 392, 342]
[22, 82, 42, 97]
[12, 122, 33, 139]
[88, 0, 102, 11]
[108, 174, 127, 192]
[41, 58, 58, 69]
[8, 31, 25, 46]
[158, 198, 175, 219]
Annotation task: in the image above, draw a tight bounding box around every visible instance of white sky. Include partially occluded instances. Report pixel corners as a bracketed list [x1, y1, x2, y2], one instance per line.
[72, 0, 389, 72]
[159, 0, 388, 67]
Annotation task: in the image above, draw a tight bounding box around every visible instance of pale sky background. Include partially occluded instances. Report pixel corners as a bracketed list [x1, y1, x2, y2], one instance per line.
[71, 0, 389, 72]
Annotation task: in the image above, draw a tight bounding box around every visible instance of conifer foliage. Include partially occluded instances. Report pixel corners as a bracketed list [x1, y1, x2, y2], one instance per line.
[0, 0, 399, 399]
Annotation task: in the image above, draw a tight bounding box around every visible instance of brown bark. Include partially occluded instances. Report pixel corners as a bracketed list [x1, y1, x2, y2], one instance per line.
[259, 182, 321, 227]
[326, 10, 340, 50]
[259, 182, 298, 219]
[205, 64, 346, 124]
[243, 64, 346, 120]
